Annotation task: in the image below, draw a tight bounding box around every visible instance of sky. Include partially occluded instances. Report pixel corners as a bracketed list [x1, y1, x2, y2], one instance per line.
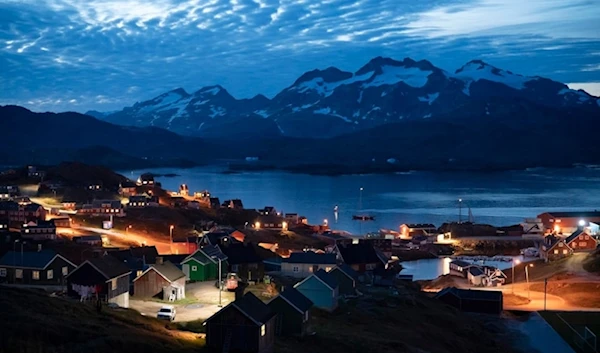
[1, 0, 599, 112]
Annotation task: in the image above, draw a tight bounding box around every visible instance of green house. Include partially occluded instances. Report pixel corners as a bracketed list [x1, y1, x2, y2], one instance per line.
[181, 246, 228, 282]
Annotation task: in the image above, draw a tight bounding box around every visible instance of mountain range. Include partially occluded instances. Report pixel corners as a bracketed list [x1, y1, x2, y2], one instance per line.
[90, 57, 600, 139]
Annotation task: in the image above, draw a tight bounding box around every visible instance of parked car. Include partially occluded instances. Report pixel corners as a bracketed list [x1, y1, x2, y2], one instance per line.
[157, 306, 176, 321]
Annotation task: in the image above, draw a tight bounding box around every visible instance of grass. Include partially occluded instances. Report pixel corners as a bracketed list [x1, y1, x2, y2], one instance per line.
[583, 250, 600, 273]
[530, 282, 600, 308]
[172, 320, 207, 334]
[540, 311, 600, 353]
[275, 285, 519, 353]
[147, 297, 199, 306]
[0, 287, 204, 353]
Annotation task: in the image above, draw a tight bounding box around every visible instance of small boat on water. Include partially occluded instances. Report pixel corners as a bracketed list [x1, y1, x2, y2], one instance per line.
[353, 215, 375, 221]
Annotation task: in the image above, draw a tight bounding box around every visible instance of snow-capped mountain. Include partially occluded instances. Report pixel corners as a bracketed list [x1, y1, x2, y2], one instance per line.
[93, 57, 600, 138]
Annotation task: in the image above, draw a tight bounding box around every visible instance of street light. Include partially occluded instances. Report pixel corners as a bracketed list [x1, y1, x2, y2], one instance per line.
[212, 256, 223, 307]
[282, 221, 288, 231]
[169, 225, 174, 254]
[458, 199, 463, 223]
[126, 225, 132, 234]
[512, 258, 521, 294]
[525, 263, 534, 300]
[579, 219, 586, 227]
[323, 219, 328, 227]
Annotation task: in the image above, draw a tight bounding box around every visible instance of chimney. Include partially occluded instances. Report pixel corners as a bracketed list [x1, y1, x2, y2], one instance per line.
[156, 256, 163, 265]
[37, 244, 42, 252]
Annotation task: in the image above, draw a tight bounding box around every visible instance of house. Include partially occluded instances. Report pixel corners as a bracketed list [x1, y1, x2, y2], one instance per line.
[62, 200, 78, 211]
[294, 269, 339, 312]
[171, 236, 200, 255]
[27, 166, 45, 179]
[52, 217, 70, 228]
[267, 286, 313, 336]
[334, 242, 387, 274]
[327, 264, 358, 296]
[21, 220, 57, 240]
[0, 201, 46, 226]
[259, 206, 277, 216]
[336, 238, 393, 259]
[209, 197, 221, 209]
[133, 257, 186, 300]
[400, 223, 437, 238]
[0, 185, 19, 200]
[281, 251, 337, 278]
[168, 195, 187, 208]
[449, 260, 474, 278]
[199, 229, 245, 246]
[205, 292, 276, 353]
[87, 181, 103, 191]
[219, 243, 265, 281]
[78, 200, 125, 217]
[73, 235, 103, 246]
[128, 195, 153, 208]
[138, 173, 155, 186]
[222, 199, 244, 209]
[540, 235, 573, 261]
[537, 211, 600, 234]
[181, 245, 228, 282]
[0, 218, 8, 232]
[284, 213, 299, 225]
[119, 181, 138, 196]
[564, 229, 598, 252]
[256, 215, 286, 230]
[66, 255, 132, 307]
[187, 200, 201, 209]
[435, 287, 503, 314]
[467, 266, 485, 286]
[0, 249, 76, 285]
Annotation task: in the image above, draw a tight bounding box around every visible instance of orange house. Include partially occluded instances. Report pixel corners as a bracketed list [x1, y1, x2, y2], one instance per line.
[565, 230, 598, 252]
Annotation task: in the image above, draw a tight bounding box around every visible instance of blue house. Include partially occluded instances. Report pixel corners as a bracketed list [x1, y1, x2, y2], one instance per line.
[294, 268, 339, 312]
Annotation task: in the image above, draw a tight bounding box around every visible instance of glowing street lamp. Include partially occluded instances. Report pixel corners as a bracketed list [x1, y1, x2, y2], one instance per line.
[579, 219, 586, 227]
[254, 222, 260, 230]
[324, 219, 328, 226]
[169, 225, 174, 254]
[512, 258, 521, 294]
[282, 221, 288, 231]
[525, 263, 534, 299]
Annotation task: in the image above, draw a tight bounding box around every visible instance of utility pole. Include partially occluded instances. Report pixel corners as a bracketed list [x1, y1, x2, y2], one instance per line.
[525, 264, 532, 300]
[458, 199, 462, 223]
[218, 258, 222, 307]
[544, 278, 548, 311]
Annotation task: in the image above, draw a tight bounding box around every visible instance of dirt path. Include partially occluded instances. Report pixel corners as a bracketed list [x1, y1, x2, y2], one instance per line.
[564, 253, 600, 280]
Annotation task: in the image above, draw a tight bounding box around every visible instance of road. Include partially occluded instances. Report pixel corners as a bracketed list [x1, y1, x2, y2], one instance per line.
[72, 225, 172, 253]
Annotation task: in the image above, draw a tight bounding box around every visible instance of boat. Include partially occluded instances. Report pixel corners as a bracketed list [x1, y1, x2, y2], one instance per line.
[353, 215, 375, 221]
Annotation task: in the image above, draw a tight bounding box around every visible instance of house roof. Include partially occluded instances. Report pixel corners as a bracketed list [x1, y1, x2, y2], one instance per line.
[201, 245, 228, 262]
[283, 251, 337, 265]
[450, 260, 472, 268]
[231, 292, 276, 325]
[0, 250, 73, 269]
[112, 246, 158, 265]
[278, 287, 313, 313]
[120, 181, 137, 188]
[82, 255, 131, 280]
[135, 261, 185, 283]
[336, 243, 383, 265]
[204, 232, 240, 246]
[159, 254, 189, 264]
[565, 229, 585, 244]
[331, 264, 359, 280]
[403, 223, 437, 229]
[468, 267, 484, 276]
[23, 203, 44, 212]
[313, 269, 338, 290]
[435, 287, 502, 302]
[219, 243, 262, 265]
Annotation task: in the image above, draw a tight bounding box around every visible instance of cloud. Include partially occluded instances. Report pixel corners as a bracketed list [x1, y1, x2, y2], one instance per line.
[0, 0, 599, 112]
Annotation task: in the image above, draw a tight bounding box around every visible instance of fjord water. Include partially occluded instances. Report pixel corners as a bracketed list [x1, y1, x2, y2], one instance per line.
[124, 167, 600, 235]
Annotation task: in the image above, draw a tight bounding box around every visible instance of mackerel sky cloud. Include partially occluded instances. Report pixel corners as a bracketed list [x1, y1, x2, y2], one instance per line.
[1, 0, 599, 111]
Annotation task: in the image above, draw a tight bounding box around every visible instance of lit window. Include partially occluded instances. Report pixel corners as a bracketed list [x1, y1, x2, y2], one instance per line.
[293, 266, 299, 272]
[32, 271, 40, 280]
[47, 269, 53, 280]
[563, 250, 568, 254]
[137, 270, 143, 277]
[191, 266, 198, 271]
[554, 250, 559, 254]
[111, 279, 117, 290]
[261, 325, 266, 336]
[580, 242, 587, 247]
[558, 242, 563, 247]
[62, 267, 68, 276]
[325, 267, 332, 272]
[0, 268, 6, 277]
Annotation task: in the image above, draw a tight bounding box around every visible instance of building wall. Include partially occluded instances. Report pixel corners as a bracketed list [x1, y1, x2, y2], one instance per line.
[281, 263, 334, 279]
[134, 268, 171, 298]
[295, 276, 337, 312]
[567, 233, 598, 252]
[328, 269, 355, 296]
[206, 306, 274, 353]
[267, 296, 308, 336]
[0, 257, 75, 285]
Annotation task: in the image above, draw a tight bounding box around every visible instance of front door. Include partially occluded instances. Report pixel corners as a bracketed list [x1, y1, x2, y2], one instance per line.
[182, 264, 190, 280]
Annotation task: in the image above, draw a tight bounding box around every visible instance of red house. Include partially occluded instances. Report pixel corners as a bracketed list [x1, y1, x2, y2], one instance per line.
[540, 235, 573, 261]
[564, 230, 598, 252]
[537, 211, 600, 234]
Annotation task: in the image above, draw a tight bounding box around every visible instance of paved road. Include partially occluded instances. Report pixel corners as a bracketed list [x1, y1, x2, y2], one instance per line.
[73, 225, 172, 253]
[130, 300, 224, 322]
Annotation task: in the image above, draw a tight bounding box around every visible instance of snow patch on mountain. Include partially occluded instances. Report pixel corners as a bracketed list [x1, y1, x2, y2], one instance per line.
[254, 110, 269, 118]
[209, 106, 226, 118]
[418, 93, 439, 105]
[292, 71, 373, 97]
[314, 107, 332, 114]
[363, 66, 432, 88]
[194, 100, 209, 106]
[455, 60, 533, 90]
[139, 92, 185, 113]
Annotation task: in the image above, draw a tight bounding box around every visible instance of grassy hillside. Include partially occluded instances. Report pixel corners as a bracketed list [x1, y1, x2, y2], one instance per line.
[0, 287, 203, 353]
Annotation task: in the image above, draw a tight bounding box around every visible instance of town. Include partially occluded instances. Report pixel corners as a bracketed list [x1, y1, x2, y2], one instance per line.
[1, 162, 599, 353]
